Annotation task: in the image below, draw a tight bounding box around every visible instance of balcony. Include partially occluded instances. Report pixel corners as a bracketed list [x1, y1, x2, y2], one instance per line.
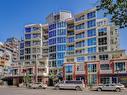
[75, 71, 85, 75]
[100, 69, 112, 74]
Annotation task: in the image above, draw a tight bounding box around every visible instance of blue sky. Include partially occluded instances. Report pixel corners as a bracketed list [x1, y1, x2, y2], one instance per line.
[0, 0, 126, 50]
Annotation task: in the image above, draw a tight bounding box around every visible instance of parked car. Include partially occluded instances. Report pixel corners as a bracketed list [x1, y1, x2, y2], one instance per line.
[54, 80, 85, 91]
[28, 82, 47, 89]
[96, 83, 125, 92]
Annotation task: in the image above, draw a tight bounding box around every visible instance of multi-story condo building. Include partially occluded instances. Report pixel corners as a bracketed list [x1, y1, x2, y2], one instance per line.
[64, 8, 127, 86]
[46, 11, 72, 79]
[21, 24, 49, 84]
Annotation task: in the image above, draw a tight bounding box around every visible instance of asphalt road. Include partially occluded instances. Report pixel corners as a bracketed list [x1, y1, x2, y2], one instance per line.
[0, 87, 127, 95]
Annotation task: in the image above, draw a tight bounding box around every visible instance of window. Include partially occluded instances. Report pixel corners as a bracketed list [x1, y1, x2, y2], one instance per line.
[115, 62, 125, 71]
[67, 37, 74, 43]
[20, 43, 24, 48]
[49, 38, 56, 45]
[76, 41, 85, 47]
[57, 45, 66, 51]
[65, 65, 72, 73]
[99, 54, 108, 60]
[57, 29, 66, 35]
[49, 46, 56, 52]
[88, 47, 96, 54]
[57, 60, 64, 67]
[76, 32, 85, 39]
[75, 15, 84, 21]
[87, 29, 96, 37]
[25, 27, 31, 32]
[49, 24, 56, 30]
[101, 77, 110, 84]
[57, 21, 66, 28]
[100, 64, 110, 70]
[57, 37, 66, 43]
[98, 37, 107, 45]
[57, 52, 65, 59]
[49, 53, 56, 60]
[67, 45, 74, 51]
[25, 55, 30, 60]
[87, 11, 96, 19]
[99, 46, 107, 52]
[25, 41, 31, 47]
[25, 48, 31, 54]
[77, 64, 84, 71]
[77, 57, 85, 62]
[88, 56, 96, 61]
[66, 75, 72, 80]
[49, 30, 56, 38]
[76, 49, 85, 55]
[88, 64, 96, 72]
[75, 23, 85, 30]
[25, 34, 31, 39]
[87, 38, 96, 46]
[87, 19, 96, 28]
[98, 28, 107, 36]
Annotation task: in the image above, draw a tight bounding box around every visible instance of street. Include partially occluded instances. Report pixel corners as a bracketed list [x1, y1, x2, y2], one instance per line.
[0, 87, 127, 95]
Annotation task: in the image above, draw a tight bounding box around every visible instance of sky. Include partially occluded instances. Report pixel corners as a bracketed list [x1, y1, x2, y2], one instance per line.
[0, 0, 126, 50]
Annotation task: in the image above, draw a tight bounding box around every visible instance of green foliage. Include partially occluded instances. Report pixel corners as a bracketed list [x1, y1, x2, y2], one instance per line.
[97, 0, 127, 28]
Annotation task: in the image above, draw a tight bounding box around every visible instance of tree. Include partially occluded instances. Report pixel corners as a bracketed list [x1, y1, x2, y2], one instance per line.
[97, 0, 127, 28]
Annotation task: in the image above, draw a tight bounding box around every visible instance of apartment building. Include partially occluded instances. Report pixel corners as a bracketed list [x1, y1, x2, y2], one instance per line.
[20, 24, 49, 84]
[46, 11, 72, 81]
[63, 8, 127, 86]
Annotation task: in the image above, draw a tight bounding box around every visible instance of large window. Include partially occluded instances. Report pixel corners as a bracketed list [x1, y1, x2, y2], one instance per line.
[98, 28, 107, 36]
[25, 34, 31, 39]
[88, 64, 96, 72]
[67, 37, 74, 43]
[87, 19, 96, 28]
[57, 21, 66, 28]
[57, 60, 64, 67]
[75, 23, 85, 30]
[76, 41, 85, 47]
[76, 49, 85, 55]
[49, 24, 56, 30]
[49, 38, 56, 45]
[57, 29, 66, 35]
[25, 41, 31, 47]
[88, 55, 96, 61]
[67, 45, 74, 51]
[25, 27, 31, 32]
[115, 62, 125, 71]
[99, 54, 108, 60]
[57, 45, 66, 51]
[65, 65, 72, 73]
[76, 32, 85, 39]
[100, 64, 110, 70]
[49, 53, 56, 60]
[49, 46, 56, 52]
[98, 37, 107, 45]
[49, 30, 56, 38]
[88, 47, 96, 54]
[66, 75, 72, 80]
[87, 29, 96, 37]
[87, 38, 96, 46]
[87, 11, 96, 19]
[57, 52, 65, 59]
[99, 46, 107, 52]
[77, 57, 85, 62]
[57, 37, 66, 43]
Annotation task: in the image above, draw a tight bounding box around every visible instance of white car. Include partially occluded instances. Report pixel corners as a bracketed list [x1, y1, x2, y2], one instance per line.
[55, 80, 85, 91]
[96, 83, 125, 92]
[28, 82, 47, 89]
